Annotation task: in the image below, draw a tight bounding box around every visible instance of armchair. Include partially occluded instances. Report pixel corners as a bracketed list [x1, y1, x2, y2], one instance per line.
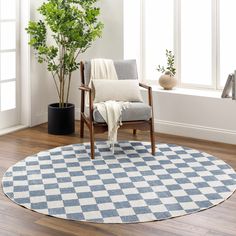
[79, 60, 155, 159]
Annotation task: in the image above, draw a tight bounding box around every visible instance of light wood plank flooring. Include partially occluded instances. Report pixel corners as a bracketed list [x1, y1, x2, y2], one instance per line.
[0, 122, 235, 236]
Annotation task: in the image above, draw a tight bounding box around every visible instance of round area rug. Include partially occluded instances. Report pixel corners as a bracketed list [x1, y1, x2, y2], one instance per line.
[2, 141, 236, 223]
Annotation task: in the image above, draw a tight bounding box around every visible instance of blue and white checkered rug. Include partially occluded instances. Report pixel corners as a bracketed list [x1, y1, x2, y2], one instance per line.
[2, 141, 236, 223]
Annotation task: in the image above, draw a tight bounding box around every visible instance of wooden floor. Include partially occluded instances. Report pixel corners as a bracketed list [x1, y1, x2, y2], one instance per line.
[0, 122, 236, 236]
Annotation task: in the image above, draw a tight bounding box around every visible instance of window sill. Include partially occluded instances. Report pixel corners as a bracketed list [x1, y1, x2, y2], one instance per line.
[142, 85, 223, 99]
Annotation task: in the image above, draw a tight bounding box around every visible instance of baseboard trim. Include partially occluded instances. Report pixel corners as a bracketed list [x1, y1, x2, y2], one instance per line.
[0, 125, 28, 136]
[31, 109, 236, 145]
[155, 119, 236, 145]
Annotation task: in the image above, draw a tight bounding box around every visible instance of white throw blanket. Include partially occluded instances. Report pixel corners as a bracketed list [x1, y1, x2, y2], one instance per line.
[95, 101, 129, 149]
[86, 59, 118, 105]
[90, 59, 118, 81]
[88, 59, 128, 152]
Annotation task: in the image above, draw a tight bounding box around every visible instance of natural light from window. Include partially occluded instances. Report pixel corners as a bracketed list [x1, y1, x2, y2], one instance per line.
[219, 0, 236, 87]
[124, 0, 236, 90]
[123, 0, 141, 75]
[0, 0, 17, 111]
[0, 0, 16, 20]
[144, 0, 174, 80]
[181, 0, 212, 86]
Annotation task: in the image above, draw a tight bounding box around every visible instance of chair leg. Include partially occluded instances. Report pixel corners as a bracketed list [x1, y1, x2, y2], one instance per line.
[150, 119, 156, 155]
[89, 125, 95, 159]
[133, 129, 137, 135]
[80, 115, 84, 138]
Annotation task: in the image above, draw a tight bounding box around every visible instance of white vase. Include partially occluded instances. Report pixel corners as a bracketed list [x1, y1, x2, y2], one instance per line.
[159, 71, 177, 90]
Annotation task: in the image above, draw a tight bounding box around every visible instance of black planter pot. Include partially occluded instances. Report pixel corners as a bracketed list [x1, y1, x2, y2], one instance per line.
[48, 103, 75, 135]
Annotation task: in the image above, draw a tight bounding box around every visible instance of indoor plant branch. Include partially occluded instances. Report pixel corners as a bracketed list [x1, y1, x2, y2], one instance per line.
[26, 0, 104, 108]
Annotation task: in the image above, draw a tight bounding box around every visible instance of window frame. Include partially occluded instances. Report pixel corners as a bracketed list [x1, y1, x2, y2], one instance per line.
[139, 0, 226, 91]
[0, 0, 20, 113]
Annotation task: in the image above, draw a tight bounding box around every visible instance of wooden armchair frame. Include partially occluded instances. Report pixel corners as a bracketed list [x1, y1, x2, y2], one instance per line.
[79, 61, 155, 159]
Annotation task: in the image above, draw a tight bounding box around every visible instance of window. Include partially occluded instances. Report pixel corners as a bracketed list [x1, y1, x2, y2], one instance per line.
[0, 0, 20, 130]
[123, 0, 141, 75]
[143, 0, 174, 80]
[219, 0, 236, 88]
[181, 0, 212, 87]
[0, 0, 17, 111]
[124, 0, 236, 90]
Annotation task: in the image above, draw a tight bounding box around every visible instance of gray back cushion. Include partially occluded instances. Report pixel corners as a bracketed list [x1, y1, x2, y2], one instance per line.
[83, 59, 138, 85]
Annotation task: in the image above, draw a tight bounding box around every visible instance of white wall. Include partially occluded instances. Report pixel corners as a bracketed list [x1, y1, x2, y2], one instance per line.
[29, 0, 124, 126]
[29, 0, 54, 125]
[142, 89, 236, 145]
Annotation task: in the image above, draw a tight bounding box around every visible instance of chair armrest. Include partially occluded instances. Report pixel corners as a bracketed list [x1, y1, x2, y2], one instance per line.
[139, 83, 151, 90]
[79, 85, 94, 121]
[139, 83, 153, 107]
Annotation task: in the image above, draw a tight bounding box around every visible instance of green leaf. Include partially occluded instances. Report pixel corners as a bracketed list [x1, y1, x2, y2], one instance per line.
[157, 49, 176, 76]
[26, 0, 103, 106]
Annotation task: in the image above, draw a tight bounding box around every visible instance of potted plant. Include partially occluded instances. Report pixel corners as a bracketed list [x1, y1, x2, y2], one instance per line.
[26, 0, 103, 134]
[157, 49, 177, 90]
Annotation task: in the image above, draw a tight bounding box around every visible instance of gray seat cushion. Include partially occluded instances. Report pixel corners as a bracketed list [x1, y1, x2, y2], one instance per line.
[83, 60, 138, 85]
[89, 102, 152, 123]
